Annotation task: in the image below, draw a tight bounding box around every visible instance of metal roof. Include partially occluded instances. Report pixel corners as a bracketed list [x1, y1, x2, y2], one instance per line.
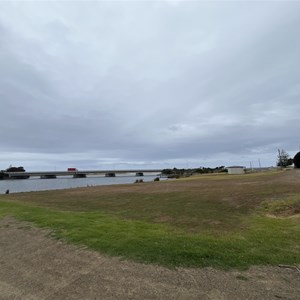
[226, 166, 245, 169]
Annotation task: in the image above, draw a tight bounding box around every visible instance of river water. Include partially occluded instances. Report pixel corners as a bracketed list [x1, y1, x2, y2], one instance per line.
[0, 174, 162, 194]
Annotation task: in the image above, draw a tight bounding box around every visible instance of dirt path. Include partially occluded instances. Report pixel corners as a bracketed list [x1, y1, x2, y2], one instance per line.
[0, 217, 299, 300]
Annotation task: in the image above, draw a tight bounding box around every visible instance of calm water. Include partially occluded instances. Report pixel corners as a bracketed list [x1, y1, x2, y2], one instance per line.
[0, 174, 162, 194]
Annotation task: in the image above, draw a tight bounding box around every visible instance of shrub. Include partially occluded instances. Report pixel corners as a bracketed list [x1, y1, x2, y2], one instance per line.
[294, 152, 300, 168]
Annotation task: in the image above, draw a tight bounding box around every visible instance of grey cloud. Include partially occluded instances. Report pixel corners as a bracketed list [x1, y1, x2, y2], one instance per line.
[0, 1, 299, 170]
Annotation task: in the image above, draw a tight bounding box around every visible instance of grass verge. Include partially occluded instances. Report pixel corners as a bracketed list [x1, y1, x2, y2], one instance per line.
[0, 198, 299, 270]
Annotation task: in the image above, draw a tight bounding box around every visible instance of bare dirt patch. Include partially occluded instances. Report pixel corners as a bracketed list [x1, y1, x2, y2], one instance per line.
[0, 217, 299, 300]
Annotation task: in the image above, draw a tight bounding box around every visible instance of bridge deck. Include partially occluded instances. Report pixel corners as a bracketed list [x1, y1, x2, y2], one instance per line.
[4, 169, 162, 178]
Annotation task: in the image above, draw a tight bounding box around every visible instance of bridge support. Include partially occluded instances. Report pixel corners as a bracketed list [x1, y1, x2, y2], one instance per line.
[9, 175, 30, 179]
[73, 173, 87, 178]
[41, 175, 56, 179]
[136, 172, 144, 176]
[105, 172, 116, 177]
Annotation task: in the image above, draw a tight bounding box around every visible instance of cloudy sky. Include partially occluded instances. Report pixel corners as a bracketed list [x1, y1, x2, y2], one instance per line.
[0, 1, 299, 171]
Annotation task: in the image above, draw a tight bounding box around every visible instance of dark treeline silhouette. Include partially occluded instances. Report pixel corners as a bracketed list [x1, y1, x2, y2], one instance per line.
[161, 166, 227, 178]
[0, 166, 26, 180]
[5, 166, 25, 172]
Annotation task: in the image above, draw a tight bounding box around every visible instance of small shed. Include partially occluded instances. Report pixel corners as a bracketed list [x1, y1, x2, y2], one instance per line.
[226, 166, 245, 175]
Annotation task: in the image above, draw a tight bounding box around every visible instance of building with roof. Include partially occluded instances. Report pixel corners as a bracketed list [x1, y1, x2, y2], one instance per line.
[226, 166, 245, 175]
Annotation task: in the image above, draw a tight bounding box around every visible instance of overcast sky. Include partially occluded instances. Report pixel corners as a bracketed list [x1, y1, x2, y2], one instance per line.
[0, 1, 299, 171]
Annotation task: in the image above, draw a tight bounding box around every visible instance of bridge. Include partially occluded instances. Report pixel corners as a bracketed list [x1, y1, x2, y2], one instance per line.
[3, 169, 162, 179]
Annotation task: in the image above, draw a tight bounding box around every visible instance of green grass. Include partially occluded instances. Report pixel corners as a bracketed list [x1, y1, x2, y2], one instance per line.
[1, 170, 300, 269]
[0, 200, 299, 269]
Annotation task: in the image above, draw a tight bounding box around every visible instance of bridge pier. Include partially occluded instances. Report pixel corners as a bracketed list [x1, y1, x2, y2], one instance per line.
[41, 175, 56, 179]
[9, 175, 30, 179]
[136, 172, 144, 176]
[105, 172, 116, 177]
[73, 173, 87, 178]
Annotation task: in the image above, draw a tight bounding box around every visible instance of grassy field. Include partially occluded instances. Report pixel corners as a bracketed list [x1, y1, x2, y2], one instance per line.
[1, 169, 300, 269]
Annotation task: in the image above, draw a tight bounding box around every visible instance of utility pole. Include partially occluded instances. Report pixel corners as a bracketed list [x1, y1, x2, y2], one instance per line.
[258, 158, 261, 169]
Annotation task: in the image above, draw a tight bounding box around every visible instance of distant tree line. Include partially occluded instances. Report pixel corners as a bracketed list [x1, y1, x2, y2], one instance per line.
[194, 166, 227, 174]
[0, 166, 26, 180]
[161, 166, 227, 178]
[5, 166, 25, 172]
[162, 150, 300, 179]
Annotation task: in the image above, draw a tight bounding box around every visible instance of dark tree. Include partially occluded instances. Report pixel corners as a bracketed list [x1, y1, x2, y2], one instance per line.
[294, 152, 300, 168]
[6, 166, 25, 172]
[277, 149, 292, 167]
